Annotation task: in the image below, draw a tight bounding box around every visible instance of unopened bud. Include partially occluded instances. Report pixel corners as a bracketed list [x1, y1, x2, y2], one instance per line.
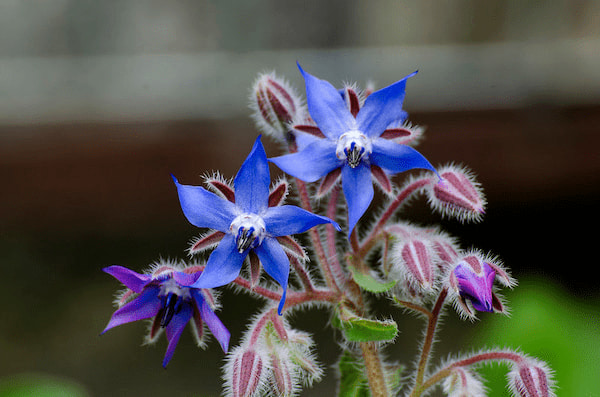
[390, 238, 438, 292]
[508, 358, 556, 397]
[251, 72, 301, 143]
[225, 346, 267, 397]
[447, 252, 513, 319]
[269, 351, 296, 397]
[442, 367, 486, 397]
[427, 164, 486, 222]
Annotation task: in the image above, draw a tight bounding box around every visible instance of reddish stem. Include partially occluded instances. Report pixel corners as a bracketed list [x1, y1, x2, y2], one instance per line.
[294, 177, 340, 292]
[326, 186, 347, 284]
[359, 177, 430, 257]
[416, 351, 525, 395]
[412, 288, 448, 392]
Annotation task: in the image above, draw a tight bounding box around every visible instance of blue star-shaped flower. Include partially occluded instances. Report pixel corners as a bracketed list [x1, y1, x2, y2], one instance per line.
[172, 136, 340, 314]
[270, 63, 438, 234]
[102, 264, 230, 368]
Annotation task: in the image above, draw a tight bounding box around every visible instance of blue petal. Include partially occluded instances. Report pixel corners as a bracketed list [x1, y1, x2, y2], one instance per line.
[192, 234, 246, 289]
[192, 290, 230, 353]
[263, 205, 340, 237]
[234, 136, 270, 214]
[269, 139, 340, 182]
[163, 303, 193, 367]
[297, 62, 355, 139]
[295, 130, 321, 151]
[103, 265, 151, 293]
[172, 175, 237, 232]
[370, 139, 438, 176]
[356, 71, 417, 138]
[102, 286, 161, 333]
[342, 163, 374, 236]
[253, 237, 289, 315]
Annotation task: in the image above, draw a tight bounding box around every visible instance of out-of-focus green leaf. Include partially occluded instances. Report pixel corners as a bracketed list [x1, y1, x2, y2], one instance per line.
[334, 305, 398, 342]
[0, 373, 89, 397]
[338, 350, 370, 397]
[349, 267, 396, 293]
[473, 277, 600, 396]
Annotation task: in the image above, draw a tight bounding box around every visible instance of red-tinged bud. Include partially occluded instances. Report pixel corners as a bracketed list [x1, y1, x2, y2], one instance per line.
[225, 346, 268, 397]
[426, 164, 486, 223]
[442, 367, 486, 397]
[390, 237, 439, 293]
[508, 358, 556, 397]
[341, 84, 362, 117]
[251, 72, 302, 143]
[269, 352, 297, 397]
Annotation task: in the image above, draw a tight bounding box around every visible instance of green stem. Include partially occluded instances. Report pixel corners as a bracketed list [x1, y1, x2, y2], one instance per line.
[360, 342, 389, 397]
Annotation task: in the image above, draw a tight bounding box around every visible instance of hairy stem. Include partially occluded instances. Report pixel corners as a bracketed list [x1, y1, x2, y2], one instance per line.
[326, 186, 347, 284]
[417, 350, 525, 394]
[294, 177, 341, 292]
[360, 342, 389, 397]
[360, 177, 430, 257]
[290, 256, 315, 292]
[410, 288, 448, 397]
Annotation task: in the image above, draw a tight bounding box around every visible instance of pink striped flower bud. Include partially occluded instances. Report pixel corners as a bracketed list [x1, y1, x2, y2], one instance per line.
[442, 367, 486, 397]
[269, 350, 297, 397]
[224, 345, 268, 397]
[426, 164, 486, 222]
[447, 252, 515, 319]
[390, 237, 439, 293]
[251, 72, 302, 143]
[508, 358, 556, 397]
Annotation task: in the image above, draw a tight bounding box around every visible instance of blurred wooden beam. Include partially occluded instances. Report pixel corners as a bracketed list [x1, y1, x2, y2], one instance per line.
[0, 38, 599, 124]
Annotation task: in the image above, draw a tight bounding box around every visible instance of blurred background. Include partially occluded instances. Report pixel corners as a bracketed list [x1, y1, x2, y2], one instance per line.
[1, 1, 599, 396]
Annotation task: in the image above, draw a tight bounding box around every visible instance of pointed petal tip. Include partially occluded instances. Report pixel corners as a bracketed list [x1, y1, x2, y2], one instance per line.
[332, 220, 342, 232]
[277, 289, 287, 316]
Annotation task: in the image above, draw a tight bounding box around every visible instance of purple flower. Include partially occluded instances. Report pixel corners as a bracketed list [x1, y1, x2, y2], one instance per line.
[447, 253, 515, 318]
[269, 63, 437, 234]
[453, 258, 496, 312]
[172, 136, 340, 314]
[102, 263, 230, 368]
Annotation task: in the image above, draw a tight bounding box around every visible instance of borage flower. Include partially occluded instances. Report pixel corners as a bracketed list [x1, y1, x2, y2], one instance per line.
[101, 263, 230, 368]
[446, 252, 516, 319]
[172, 136, 339, 314]
[270, 63, 438, 234]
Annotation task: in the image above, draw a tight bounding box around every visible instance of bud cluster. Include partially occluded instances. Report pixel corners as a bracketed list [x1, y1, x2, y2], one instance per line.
[223, 312, 322, 397]
[508, 357, 556, 397]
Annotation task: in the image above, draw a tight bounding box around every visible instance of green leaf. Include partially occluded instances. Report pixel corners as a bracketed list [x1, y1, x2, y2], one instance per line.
[338, 350, 370, 397]
[335, 305, 398, 342]
[349, 267, 396, 293]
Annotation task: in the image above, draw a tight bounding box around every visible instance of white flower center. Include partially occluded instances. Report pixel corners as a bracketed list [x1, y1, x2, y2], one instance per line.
[230, 213, 267, 253]
[335, 130, 372, 168]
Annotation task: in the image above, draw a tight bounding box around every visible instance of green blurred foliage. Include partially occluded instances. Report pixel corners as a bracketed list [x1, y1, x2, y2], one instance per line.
[0, 373, 89, 397]
[472, 276, 600, 396]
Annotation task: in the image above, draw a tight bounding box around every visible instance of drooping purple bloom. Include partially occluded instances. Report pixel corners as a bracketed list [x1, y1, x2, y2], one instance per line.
[270, 63, 438, 234]
[172, 136, 340, 314]
[102, 264, 230, 368]
[453, 259, 496, 312]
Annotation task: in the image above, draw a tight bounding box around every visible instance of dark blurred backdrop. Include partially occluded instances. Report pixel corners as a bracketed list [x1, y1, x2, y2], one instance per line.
[1, 1, 599, 396]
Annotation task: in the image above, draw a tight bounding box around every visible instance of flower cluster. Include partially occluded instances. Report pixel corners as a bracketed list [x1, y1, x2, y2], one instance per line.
[101, 62, 555, 397]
